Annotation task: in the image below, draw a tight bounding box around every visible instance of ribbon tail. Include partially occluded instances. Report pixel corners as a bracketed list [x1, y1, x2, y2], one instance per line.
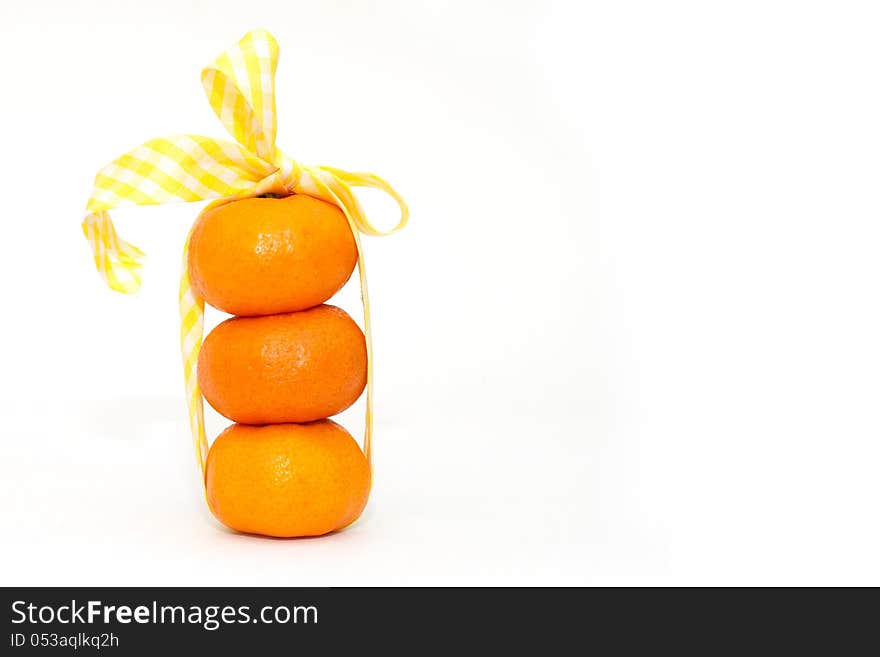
[82, 211, 146, 294]
[81, 133, 277, 294]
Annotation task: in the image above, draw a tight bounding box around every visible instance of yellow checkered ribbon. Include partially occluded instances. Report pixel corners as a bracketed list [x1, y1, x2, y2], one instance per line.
[81, 30, 408, 481]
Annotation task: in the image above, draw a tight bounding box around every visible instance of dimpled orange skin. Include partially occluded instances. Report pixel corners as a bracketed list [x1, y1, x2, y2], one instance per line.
[198, 304, 367, 424]
[206, 421, 371, 537]
[187, 195, 358, 316]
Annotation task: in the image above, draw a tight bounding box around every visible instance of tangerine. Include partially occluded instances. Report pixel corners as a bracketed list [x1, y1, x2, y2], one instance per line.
[206, 421, 371, 537]
[198, 304, 367, 424]
[188, 194, 358, 316]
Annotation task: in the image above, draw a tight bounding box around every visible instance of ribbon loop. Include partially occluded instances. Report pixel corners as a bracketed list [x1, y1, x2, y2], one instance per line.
[201, 30, 280, 161]
[295, 166, 409, 237]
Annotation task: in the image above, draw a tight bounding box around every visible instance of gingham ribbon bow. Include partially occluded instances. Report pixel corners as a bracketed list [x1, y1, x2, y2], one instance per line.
[81, 29, 408, 479]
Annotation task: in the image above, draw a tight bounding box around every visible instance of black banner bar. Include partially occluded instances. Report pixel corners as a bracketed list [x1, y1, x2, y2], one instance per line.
[1, 587, 874, 653]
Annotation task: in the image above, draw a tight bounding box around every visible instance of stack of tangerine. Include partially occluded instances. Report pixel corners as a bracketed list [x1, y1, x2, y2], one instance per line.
[189, 194, 371, 538]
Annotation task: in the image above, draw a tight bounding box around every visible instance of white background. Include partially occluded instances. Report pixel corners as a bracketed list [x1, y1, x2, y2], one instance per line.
[1, 0, 879, 586]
